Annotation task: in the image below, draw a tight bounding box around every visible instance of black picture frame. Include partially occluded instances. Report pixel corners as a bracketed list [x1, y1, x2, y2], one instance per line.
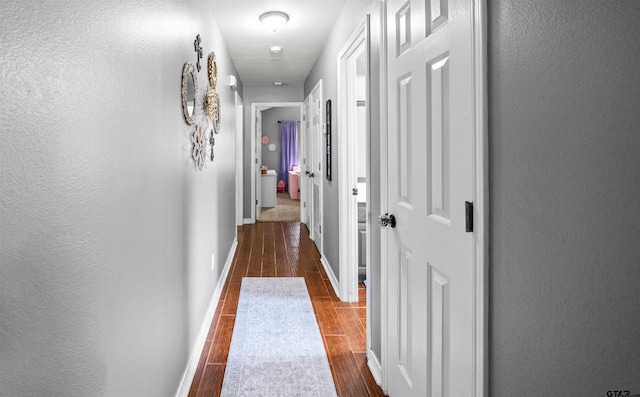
[326, 99, 332, 181]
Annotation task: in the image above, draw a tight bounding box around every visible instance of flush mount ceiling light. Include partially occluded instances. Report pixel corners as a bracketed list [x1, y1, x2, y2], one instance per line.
[270, 46, 282, 54]
[260, 11, 289, 32]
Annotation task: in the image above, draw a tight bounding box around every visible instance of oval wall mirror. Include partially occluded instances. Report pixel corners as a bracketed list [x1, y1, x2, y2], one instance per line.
[182, 63, 198, 125]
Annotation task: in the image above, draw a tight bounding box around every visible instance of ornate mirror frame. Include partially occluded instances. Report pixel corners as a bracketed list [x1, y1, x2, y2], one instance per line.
[212, 92, 221, 133]
[181, 63, 198, 125]
[208, 52, 218, 89]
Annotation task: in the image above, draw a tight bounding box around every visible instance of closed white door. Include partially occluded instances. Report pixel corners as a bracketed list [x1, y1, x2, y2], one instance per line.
[301, 97, 312, 226]
[309, 81, 323, 250]
[385, 0, 475, 396]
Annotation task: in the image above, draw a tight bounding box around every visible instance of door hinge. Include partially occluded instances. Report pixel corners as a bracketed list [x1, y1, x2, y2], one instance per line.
[465, 201, 474, 233]
[256, 199, 259, 205]
[303, 202, 306, 208]
[352, 188, 358, 196]
[319, 225, 322, 234]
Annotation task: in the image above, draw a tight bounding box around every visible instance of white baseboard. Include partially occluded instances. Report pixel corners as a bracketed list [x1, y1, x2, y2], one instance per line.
[367, 350, 383, 387]
[320, 256, 341, 301]
[174, 238, 238, 397]
[243, 218, 253, 225]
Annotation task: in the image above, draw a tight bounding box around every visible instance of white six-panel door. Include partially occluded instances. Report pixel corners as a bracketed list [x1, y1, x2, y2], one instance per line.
[385, 0, 476, 395]
[309, 81, 324, 250]
[301, 97, 311, 226]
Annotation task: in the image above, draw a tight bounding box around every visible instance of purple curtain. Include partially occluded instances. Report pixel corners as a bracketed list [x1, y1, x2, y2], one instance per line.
[279, 120, 299, 192]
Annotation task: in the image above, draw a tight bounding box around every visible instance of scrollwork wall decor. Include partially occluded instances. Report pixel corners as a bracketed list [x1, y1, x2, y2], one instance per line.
[194, 34, 203, 72]
[204, 88, 219, 125]
[213, 93, 222, 134]
[192, 123, 208, 170]
[209, 133, 215, 162]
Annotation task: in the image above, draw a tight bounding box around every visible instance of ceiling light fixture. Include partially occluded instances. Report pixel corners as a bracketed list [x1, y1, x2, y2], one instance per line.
[260, 11, 289, 33]
[270, 46, 282, 54]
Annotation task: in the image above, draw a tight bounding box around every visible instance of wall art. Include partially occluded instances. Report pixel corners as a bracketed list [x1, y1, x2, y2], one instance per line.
[194, 34, 203, 72]
[204, 88, 219, 125]
[208, 52, 218, 89]
[209, 133, 215, 162]
[192, 123, 208, 170]
[181, 63, 197, 125]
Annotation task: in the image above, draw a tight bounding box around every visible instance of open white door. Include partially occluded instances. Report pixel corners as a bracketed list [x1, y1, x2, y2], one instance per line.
[338, 20, 369, 303]
[383, 0, 485, 396]
[255, 109, 263, 221]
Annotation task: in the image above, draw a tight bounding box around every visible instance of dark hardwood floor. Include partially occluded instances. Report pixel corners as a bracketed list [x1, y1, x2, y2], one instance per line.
[187, 222, 386, 397]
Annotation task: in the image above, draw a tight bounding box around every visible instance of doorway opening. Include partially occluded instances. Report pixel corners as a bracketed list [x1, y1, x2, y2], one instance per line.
[256, 107, 302, 222]
[338, 19, 369, 303]
[250, 102, 303, 224]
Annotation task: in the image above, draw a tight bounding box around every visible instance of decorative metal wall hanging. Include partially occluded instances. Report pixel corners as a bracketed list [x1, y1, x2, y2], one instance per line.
[212, 93, 221, 133]
[192, 123, 208, 170]
[209, 133, 215, 161]
[194, 34, 203, 72]
[203, 88, 221, 133]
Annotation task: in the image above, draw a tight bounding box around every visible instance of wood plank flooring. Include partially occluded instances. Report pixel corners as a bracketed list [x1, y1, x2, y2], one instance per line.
[188, 222, 386, 397]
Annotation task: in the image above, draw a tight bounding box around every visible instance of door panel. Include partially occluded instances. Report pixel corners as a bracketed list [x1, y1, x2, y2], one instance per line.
[427, 54, 450, 223]
[385, 0, 474, 396]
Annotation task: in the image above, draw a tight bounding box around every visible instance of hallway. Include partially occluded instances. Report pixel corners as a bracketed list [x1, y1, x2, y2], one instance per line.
[187, 222, 385, 397]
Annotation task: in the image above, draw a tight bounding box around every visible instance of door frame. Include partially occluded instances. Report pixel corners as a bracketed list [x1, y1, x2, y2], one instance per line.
[378, 0, 488, 395]
[250, 102, 303, 223]
[337, 17, 370, 303]
[235, 92, 244, 228]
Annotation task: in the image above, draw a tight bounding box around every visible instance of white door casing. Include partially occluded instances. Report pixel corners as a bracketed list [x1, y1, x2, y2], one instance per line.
[250, 102, 304, 223]
[383, 0, 486, 396]
[338, 19, 369, 303]
[235, 92, 244, 227]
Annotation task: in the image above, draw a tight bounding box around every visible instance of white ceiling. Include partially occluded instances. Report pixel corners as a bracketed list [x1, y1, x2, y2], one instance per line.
[208, 0, 348, 85]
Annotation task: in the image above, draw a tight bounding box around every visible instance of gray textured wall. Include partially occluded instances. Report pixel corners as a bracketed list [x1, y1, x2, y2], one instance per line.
[0, 1, 240, 395]
[489, 1, 640, 394]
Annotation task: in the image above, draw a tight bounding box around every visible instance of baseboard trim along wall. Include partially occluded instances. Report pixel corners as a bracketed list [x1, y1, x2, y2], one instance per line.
[174, 238, 238, 397]
[367, 350, 383, 387]
[320, 256, 341, 301]
[243, 218, 252, 225]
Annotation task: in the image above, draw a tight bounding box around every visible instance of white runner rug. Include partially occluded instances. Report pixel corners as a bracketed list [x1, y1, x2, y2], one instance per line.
[221, 277, 338, 397]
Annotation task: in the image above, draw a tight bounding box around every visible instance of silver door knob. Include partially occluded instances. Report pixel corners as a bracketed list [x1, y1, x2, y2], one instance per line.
[378, 213, 396, 228]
